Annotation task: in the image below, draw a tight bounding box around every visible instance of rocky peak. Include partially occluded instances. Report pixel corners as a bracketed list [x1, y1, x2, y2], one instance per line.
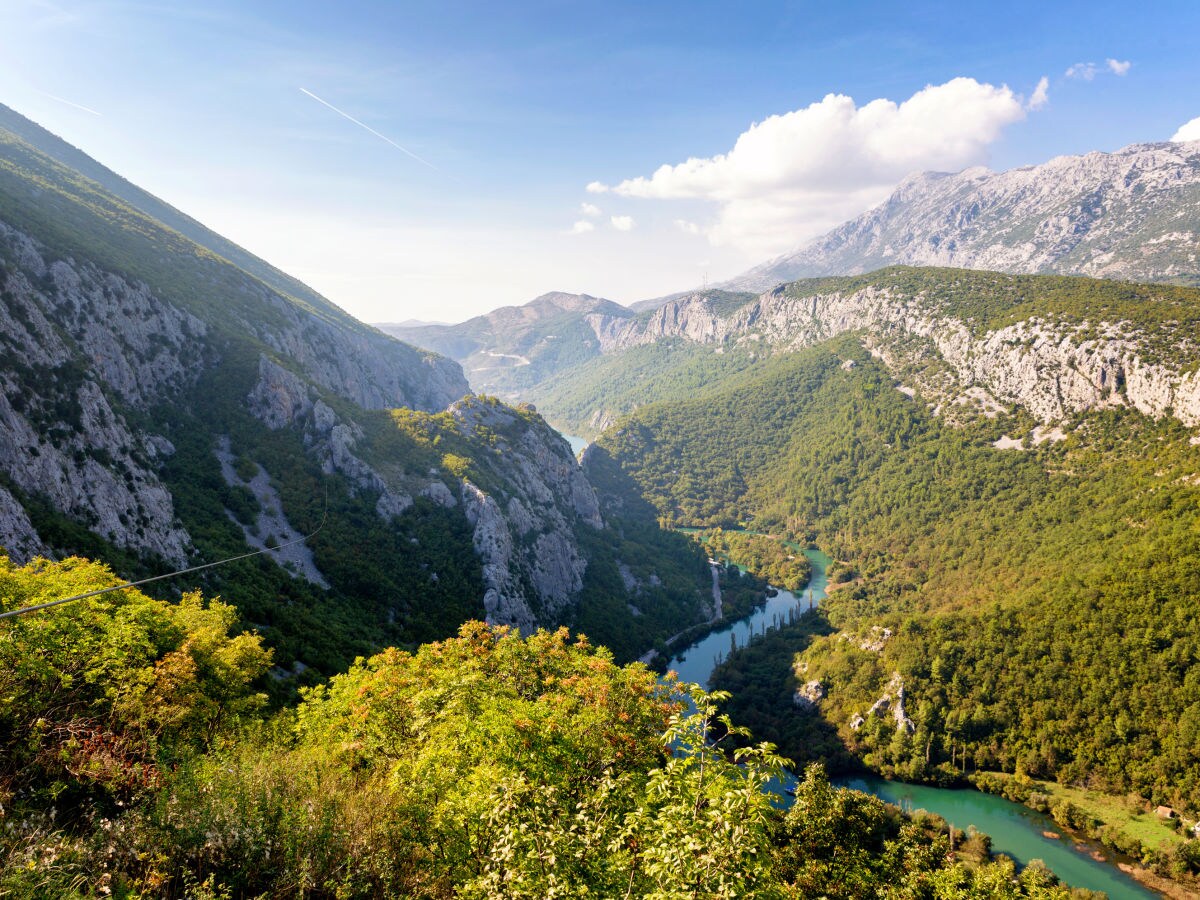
[726, 140, 1200, 292]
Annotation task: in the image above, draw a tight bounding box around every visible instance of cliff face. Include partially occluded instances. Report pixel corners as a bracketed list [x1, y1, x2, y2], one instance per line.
[728, 140, 1200, 292]
[0, 104, 713, 662]
[579, 272, 1200, 430]
[449, 397, 602, 631]
[0, 222, 200, 564]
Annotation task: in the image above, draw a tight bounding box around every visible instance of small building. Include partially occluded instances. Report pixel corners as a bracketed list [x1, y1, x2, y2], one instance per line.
[1155, 806, 1176, 819]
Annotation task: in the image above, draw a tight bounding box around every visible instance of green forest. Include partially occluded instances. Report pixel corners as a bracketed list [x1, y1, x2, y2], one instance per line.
[1, 554, 1104, 898]
[597, 335, 1200, 878]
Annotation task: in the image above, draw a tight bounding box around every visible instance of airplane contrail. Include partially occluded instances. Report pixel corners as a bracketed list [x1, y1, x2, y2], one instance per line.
[300, 87, 437, 171]
[35, 89, 102, 117]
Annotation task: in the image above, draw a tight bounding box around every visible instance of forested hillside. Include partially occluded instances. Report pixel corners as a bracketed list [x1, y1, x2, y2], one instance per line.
[598, 336, 1200, 827]
[0, 556, 1096, 898]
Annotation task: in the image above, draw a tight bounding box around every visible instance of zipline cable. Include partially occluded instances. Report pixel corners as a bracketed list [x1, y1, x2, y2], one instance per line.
[0, 489, 328, 621]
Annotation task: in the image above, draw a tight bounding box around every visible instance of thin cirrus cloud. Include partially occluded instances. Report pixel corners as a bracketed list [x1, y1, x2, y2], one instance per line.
[1066, 59, 1131, 80]
[586, 77, 1037, 256]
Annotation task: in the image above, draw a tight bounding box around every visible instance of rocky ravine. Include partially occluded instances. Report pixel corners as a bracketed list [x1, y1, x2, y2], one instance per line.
[726, 140, 1200, 293]
[583, 279, 1200, 430]
[245, 357, 608, 632]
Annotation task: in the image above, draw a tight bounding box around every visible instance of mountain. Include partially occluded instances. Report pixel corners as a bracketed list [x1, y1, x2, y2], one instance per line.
[0, 104, 711, 668]
[527, 266, 1200, 438]
[726, 140, 1200, 293]
[379, 291, 635, 398]
[576, 267, 1200, 851]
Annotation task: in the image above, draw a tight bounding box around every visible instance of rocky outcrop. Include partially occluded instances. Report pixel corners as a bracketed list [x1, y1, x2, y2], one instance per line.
[854, 672, 915, 734]
[728, 140, 1200, 292]
[0, 225, 195, 564]
[245, 356, 417, 521]
[214, 436, 329, 587]
[583, 280, 1200, 428]
[253, 303, 467, 413]
[448, 398, 602, 630]
[793, 679, 826, 713]
[0, 485, 46, 563]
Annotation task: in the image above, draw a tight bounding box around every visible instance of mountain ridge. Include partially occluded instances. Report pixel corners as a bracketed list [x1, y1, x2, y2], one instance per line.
[724, 139, 1200, 292]
[0, 107, 712, 667]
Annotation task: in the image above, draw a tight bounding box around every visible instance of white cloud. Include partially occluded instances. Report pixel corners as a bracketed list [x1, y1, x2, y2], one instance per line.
[1106, 58, 1132, 76]
[674, 219, 701, 235]
[611, 215, 635, 231]
[568, 220, 595, 234]
[1027, 76, 1050, 111]
[597, 77, 1029, 255]
[1172, 116, 1200, 142]
[586, 181, 609, 194]
[1066, 62, 1099, 81]
[580, 202, 601, 216]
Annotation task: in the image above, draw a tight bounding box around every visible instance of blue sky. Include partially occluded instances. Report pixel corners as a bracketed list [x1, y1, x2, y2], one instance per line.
[2, 0, 1198, 322]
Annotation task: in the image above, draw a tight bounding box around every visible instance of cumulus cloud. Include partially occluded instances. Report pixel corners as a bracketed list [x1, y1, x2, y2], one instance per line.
[1172, 116, 1200, 142]
[586, 181, 608, 194]
[611, 215, 635, 231]
[568, 220, 594, 234]
[1066, 62, 1099, 81]
[580, 202, 602, 216]
[1106, 58, 1132, 76]
[595, 77, 1030, 255]
[674, 219, 702, 235]
[1027, 76, 1050, 111]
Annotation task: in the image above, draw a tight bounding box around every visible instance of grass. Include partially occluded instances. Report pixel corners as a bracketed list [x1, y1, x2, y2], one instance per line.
[982, 772, 1187, 852]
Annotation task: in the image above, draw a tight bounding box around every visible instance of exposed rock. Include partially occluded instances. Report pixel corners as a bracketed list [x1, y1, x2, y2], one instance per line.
[582, 281, 1200, 428]
[213, 436, 329, 588]
[726, 140, 1200, 291]
[855, 626, 893, 653]
[448, 398, 609, 630]
[862, 672, 916, 734]
[0, 485, 47, 563]
[461, 480, 535, 632]
[247, 357, 313, 429]
[793, 679, 826, 713]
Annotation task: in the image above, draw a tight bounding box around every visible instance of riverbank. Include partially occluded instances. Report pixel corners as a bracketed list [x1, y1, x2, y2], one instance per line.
[973, 772, 1199, 897]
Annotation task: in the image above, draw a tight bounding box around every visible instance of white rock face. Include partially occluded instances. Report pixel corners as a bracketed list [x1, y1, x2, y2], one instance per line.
[0, 485, 47, 563]
[793, 679, 826, 713]
[214, 436, 329, 587]
[0, 225, 195, 564]
[584, 283, 1200, 428]
[447, 398, 603, 630]
[728, 140, 1200, 291]
[245, 359, 417, 520]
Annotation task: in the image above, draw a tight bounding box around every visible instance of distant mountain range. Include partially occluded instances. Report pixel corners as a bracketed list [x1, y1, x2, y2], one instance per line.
[379, 291, 634, 400]
[392, 141, 1200, 404]
[724, 139, 1200, 292]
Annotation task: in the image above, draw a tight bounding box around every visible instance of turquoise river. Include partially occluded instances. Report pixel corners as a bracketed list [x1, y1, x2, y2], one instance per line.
[667, 546, 1158, 899]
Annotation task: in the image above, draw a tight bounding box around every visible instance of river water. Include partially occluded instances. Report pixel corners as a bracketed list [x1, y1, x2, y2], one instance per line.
[667, 546, 1158, 899]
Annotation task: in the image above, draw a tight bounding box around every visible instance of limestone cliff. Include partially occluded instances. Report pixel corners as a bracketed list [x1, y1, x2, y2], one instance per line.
[580, 270, 1200, 430]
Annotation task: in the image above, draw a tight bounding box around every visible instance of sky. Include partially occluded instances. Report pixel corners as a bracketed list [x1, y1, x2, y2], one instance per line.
[1, 0, 1199, 324]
